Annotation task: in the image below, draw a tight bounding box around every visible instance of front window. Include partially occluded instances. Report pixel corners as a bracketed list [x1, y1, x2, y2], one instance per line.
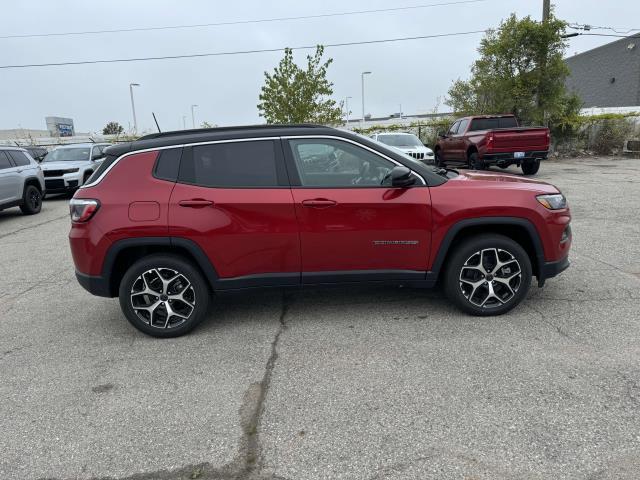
[288, 138, 396, 187]
[376, 134, 423, 147]
[43, 148, 91, 162]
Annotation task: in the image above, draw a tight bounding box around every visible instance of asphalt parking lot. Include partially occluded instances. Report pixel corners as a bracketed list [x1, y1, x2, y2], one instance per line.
[1, 157, 639, 480]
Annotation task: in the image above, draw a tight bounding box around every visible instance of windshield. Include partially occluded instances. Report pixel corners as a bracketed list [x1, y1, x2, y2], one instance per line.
[376, 134, 423, 147]
[43, 147, 91, 162]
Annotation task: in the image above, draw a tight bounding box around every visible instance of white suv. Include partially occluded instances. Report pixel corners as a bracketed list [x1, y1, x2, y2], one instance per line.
[0, 147, 45, 215]
[370, 132, 434, 163]
[40, 143, 111, 195]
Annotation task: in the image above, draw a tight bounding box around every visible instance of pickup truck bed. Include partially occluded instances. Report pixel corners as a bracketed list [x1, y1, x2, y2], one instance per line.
[435, 115, 550, 175]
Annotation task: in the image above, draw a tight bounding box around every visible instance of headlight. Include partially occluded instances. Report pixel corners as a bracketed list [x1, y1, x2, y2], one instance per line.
[63, 168, 80, 174]
[536, 194, 567, 210]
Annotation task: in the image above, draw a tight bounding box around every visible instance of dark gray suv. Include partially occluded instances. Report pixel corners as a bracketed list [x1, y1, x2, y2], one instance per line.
[0, 147, 45, 215]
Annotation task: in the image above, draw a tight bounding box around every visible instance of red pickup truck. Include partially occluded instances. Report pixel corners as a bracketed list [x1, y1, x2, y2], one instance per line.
[434, 114, 550, 175]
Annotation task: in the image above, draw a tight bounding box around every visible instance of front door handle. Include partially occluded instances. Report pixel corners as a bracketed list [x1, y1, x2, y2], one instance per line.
[301, 198, 337, 208]
[179, 199, 214, 208]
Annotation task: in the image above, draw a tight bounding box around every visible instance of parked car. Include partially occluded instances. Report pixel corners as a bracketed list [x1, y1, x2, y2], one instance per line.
[23, 146, 48, 163]
[371, 132, 435, 163]
[434, 114, 550, 175]
[0, 147, 45, 215]
[41, 143, 111, 195]
[69, 125, 571, 337]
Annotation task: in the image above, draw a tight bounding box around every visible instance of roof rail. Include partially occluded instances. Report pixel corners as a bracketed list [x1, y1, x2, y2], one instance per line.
[138, 123, 327, 140]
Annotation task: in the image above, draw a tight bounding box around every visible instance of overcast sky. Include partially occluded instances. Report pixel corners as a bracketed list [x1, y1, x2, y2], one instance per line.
[2, 0, 638, 133]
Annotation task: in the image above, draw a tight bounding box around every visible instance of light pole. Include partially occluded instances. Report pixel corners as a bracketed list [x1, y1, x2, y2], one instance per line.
[345, 96, 352, 127]
[129, 83, 140, 133]
[182, 115, 187, 130]
[191, 104, 198, 129]
[361, 71, 371, 128]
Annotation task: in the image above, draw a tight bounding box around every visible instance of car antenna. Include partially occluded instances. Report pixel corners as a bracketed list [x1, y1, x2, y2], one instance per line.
[152, 112, 162, 133]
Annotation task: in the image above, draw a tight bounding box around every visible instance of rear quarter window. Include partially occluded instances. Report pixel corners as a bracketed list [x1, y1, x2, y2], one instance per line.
[154, 148, 182, 182]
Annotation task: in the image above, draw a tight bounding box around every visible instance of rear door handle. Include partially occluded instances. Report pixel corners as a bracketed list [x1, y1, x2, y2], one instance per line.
[301, 198, 337, 208]
[178, 199, 214, 208]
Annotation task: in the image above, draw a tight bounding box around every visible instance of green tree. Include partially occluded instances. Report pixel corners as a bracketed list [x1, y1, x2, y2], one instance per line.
[102, 121, 124, 135]
[446, 13, 581, 127]
[258, 46, 343, 125]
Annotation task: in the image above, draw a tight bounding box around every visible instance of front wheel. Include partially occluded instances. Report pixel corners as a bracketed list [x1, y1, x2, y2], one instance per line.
[522, 159, 540, 175]
[434, 150, 446, 168]
[443, 234, 532, 316]
[20, 185, 42, 215]
[119, 254, 210, 337]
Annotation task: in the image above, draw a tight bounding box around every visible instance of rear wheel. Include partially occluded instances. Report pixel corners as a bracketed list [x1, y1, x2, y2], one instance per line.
[119, 254, 210, 337]
[20, 185, 42, 215]
[522, 159, 540, 175]
[468, 152, 485, 170]
[443, 234, 532, 316]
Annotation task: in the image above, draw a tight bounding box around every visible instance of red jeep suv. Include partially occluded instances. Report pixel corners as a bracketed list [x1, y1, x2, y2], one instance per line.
[69, 125, 571, 337]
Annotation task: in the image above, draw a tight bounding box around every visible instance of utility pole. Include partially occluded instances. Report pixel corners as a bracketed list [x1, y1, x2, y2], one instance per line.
[540, 0, 551, 126]
[542, 0, 550, 22]
[182, 116, 186, 130]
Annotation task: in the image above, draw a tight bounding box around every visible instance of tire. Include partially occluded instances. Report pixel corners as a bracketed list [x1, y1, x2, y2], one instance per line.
[20, 185, 42, 215]
[468, 152, 485, 170]
[434, 150, 446, 168]
[443, 234, 532, 316]
[522, 159, 540, 175]
[118, 254, 211, 337]
[83, 171, 92, 185]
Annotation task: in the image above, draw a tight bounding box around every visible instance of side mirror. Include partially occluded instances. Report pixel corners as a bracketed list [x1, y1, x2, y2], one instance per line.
[437, 130, 447, 138]
[91, 154, 103, 161]
[389, 166, 416, 188]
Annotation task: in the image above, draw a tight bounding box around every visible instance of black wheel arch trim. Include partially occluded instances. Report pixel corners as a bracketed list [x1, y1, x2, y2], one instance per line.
[23, 176, 44, 192]
[429, 217, 547, 285]
[95, 236, 220, 297]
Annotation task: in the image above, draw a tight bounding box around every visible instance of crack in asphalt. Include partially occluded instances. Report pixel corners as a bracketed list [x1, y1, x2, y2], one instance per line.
[38, 293, 293, 480]
[0, 214, 69, 240]
[526, 302, 576, 342]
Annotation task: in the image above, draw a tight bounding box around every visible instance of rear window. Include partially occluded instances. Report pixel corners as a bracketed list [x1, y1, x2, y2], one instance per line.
[469, 117, 518, 131]
[179, 140, 280, 188]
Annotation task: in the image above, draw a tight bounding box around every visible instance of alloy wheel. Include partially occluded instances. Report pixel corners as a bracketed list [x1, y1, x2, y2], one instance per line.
[130, 267, 196, 329]
[458, 248, 522, 308]
[29, 190, 41, 210]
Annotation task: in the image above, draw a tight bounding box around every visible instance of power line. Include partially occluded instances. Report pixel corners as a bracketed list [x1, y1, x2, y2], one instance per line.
[568, 23, 640, 34]
[0, 30, 487, 70]
[0, 0, 489, 40]
[566, 32, 640, 39]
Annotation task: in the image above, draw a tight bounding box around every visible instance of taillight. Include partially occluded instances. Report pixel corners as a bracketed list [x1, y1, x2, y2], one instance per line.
[70, 198, 100, 222]
[487, 133, 494, 150]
